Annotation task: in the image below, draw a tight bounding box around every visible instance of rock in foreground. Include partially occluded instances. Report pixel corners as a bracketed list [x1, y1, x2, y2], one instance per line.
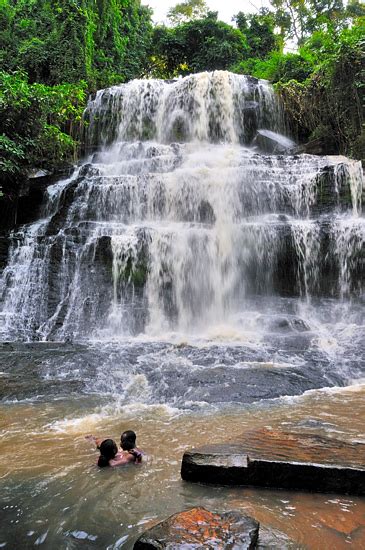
[133, 507, 259, 549]
[181, 428, 365, 495]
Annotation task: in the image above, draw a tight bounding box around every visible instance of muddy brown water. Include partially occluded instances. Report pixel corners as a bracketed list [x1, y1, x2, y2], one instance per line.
[1, 373, 364, 549]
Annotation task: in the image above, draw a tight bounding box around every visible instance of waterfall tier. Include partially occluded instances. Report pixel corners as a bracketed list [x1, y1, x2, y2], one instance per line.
[84, 72, 283, 147]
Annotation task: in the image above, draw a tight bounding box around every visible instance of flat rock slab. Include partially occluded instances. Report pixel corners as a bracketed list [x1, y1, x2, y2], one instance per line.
[133, 507, 259, 549]
[181, 428, 365, 495]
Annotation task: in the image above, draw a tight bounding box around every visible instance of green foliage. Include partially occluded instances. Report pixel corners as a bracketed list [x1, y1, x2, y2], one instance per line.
[0, 0, 153, 88]
[233, 50, 314, 83]
[269, 0, 363, 45]
[234, 8, 281, 58]
[276, 21, 365, 158]
[232, 6, 364, 160]
[119, 2, 154, 82]
[167, 0, 209, 26]
[0, 71, 87, 191]
[152, 13, 248, 78]
[0, 135, 25, 180]
[0, 0, 153, 196]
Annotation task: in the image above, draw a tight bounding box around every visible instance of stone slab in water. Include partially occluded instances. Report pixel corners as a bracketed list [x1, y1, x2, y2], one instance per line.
[181, 428, 365, 495]
[133, 507, 259, 549]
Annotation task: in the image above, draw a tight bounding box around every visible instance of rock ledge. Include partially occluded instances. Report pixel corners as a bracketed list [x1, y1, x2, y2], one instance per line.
[181, 429, 365, 495]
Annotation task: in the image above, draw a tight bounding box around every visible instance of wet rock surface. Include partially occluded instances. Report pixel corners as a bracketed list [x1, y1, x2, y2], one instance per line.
[1, 148, 363, 342]
[133, 507, 259, 549]
[0, 233, 10, 274]
[0, 167, 75, 232]
[181, 428, 365, 495]
[0, 332, 350, 405]
[0, 342, 88, 402]
[256, 526, 301, 549]
[253, 129, 296, 154]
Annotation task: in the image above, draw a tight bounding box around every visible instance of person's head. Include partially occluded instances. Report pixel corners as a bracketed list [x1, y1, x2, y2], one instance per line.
[120, 430, 137, 451]
[98, 439, 118, 467]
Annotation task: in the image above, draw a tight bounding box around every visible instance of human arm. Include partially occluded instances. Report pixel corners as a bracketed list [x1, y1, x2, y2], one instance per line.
[128, 448, 143, 463]
[85, 435, 105, 449]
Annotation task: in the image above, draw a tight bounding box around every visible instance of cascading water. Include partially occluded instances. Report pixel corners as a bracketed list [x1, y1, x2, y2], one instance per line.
[1, 71, 365, 549]
[0, 71, 363, 343]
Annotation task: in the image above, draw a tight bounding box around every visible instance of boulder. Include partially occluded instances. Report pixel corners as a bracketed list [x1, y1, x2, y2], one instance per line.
[181, 428, 365, 495]
[253, 130, 296, 154]
[292, 138, 326, 156]
[133, 507, 259, 549]
[257, 526, 300, 549]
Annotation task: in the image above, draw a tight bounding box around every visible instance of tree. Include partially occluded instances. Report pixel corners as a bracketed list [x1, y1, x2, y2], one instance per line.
[233, 13, 364, 159]
[0, 70, 87, 191]
[277, 19, 365, 158]
[346, 0, 365, 18]
[234, 8, 281, 57]
[167, 0, 209, 26]
[269, 0, 357, 45]
[152, 13, 248, 77]
[0, 0, 153, 88]
[0, 0, 154, 194]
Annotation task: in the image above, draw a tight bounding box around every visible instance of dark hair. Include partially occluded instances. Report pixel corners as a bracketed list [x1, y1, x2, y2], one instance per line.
[121, 430, 137, 451]
[98, 439, 118, 467]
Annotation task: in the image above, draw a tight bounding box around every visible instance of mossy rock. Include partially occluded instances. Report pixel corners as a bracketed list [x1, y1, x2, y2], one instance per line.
[120, 256, 149, 287]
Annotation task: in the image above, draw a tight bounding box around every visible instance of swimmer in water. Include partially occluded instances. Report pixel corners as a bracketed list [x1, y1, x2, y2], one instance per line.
[120, 430, 143, 463]
[87, 429, 143, 466]
[97, 439, 120, 467]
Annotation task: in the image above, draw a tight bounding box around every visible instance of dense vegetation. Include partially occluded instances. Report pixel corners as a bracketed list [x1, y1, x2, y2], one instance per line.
[0, 0, 153, 195]
[0, 0, 153, 86]
[151, 11, 248, 77]
[275, 21, 365, 159]
[0, 0, 364, 199]
[235, 15, 364, 159]
[0, 71, 87, 189]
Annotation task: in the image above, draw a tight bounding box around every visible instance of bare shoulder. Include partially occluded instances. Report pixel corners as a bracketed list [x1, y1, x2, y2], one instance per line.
[109, 453, 129, 467]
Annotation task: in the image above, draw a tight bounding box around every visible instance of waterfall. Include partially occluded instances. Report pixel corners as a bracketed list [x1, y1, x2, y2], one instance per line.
[0, 71, 363, 341]
[84, 71, 283, 147]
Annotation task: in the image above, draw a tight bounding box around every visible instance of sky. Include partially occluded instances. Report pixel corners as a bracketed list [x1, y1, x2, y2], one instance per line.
[145, 0, 271, 25]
